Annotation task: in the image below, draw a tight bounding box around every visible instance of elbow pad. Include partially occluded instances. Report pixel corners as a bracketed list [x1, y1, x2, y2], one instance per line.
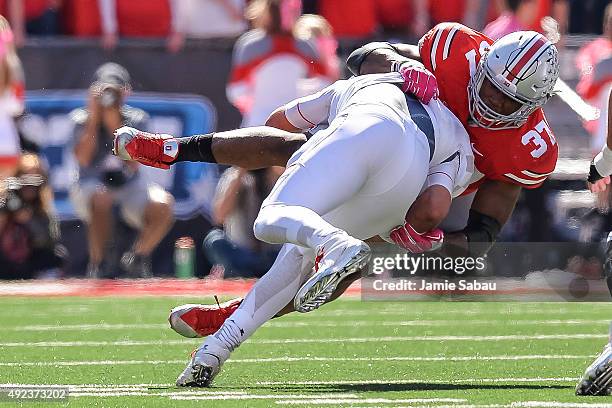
[346, 42, 397, 76]
[462, 209, 501, 257]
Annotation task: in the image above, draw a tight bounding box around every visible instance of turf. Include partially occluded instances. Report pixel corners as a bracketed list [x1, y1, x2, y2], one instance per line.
[0, 297, 611, 407]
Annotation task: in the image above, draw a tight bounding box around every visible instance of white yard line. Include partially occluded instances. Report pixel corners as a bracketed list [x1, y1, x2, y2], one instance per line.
[312, 308, 598, 317]
[0, 354, 594, 367]
[512, 402, 612, 408]
[168, 395, 466, 402]
[8, 383, 606, 407]
[0, 383, 173, 388]
[6, 319, 610, 332]
[255, 377, 580, 386]
[0, 333, 604, 348]
[7, 323, 169, 331]
[69, 391, 151, 397]
[0, 306, 593, 320]
[271, 398, 466, 405]
[333, 406, 510, 408]
[267, 319, 612, 328]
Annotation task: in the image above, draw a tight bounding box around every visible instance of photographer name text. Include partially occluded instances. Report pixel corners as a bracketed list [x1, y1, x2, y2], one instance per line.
[372, 279, 497, 292]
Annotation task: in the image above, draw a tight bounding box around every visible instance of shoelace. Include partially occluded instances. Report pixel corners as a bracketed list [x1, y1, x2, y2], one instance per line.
[207, 295, 231, 330]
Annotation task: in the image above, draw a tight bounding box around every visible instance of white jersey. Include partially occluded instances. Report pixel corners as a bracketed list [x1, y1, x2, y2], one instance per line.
[284, 73, 473, 197]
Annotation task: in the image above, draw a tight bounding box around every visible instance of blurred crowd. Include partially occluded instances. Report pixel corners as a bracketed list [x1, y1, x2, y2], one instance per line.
[0, 0, 608, 48]
[0, 0, 610, 280]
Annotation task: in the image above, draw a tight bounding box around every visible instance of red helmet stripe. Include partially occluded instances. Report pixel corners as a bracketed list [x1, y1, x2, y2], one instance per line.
[506, 35, 547, 82]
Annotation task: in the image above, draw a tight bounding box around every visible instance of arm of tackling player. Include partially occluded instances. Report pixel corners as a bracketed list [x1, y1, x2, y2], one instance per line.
[444, 180, 521, 257]
[388, 159, 458, 253]
[347, 42, 421, 76]
[347, 42, 438, 104]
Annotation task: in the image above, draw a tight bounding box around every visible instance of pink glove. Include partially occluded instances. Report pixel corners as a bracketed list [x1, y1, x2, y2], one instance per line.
[400, 65, 439, 104]
[389, 223, 444, 253]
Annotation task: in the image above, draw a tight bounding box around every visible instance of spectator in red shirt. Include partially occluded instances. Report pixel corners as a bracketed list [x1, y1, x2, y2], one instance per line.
[318, 0, 377, 39]
[375, 0, 414, 37]
[409, 0, 503, 36]
[2, 0, 62, 46]
[527, 0, 568, 34]
[484, 0, 539, 40]
[98, 0, 171, 49]
[167, 0, 248, 53]
[61, 0, 101, 38]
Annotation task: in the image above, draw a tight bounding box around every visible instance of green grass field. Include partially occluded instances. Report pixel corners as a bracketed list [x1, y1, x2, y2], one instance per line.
[0, 297, 611, 407]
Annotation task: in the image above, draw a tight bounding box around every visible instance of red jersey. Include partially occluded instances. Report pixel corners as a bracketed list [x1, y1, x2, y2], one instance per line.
[419, 23, 558, 194]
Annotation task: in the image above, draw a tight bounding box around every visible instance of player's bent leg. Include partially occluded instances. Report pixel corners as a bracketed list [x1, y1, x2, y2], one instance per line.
[169, 270, 361, 337]
[252, 116, 390, 312]
[177, 244, 312, 386]
[253, 202, 370, 313]
[169, 270, 361, 336]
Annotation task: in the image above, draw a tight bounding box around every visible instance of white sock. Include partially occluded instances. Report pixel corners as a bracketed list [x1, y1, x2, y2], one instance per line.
[211, 244, 313, 351]
[254, 204, 345, 250]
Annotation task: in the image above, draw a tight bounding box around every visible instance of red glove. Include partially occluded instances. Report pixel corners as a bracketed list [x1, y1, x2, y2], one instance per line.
[399, 64, 439, 104]
[389, 223, 444, 253]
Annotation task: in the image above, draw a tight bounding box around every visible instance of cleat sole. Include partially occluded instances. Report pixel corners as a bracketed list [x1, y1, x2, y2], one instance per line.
[294, 243, 370, 313]
[577, 360, 612, 396]
[191, 364, 214, 387]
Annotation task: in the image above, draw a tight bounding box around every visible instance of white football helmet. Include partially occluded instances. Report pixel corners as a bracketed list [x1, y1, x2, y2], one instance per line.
[468, 31, 559, 130]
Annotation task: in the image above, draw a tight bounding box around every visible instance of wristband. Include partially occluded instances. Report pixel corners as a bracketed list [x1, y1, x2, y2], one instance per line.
[593, 144, 612, 178]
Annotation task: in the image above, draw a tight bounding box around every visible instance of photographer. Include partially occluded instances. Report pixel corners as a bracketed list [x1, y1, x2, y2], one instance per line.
[0, 153, 66, 279]
[70, 63, 174, 278]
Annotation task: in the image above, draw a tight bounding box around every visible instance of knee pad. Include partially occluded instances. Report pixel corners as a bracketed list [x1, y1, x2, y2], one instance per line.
[253, 209, 274, 243]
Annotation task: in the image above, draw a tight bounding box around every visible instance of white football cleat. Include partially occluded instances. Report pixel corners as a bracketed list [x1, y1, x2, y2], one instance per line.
[294, 233, 370, 313]
[576, 343, 612, 396]
[176, 336, 231, 387]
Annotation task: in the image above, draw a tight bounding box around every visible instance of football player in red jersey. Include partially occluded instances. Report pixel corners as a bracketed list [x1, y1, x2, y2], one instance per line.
[116, 25, 560, 339]
[350, 24, 559, 255]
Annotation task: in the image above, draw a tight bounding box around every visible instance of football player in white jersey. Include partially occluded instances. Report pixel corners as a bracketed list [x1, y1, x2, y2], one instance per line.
[576, 89, 612, 396]
[115, 72, 473, 386]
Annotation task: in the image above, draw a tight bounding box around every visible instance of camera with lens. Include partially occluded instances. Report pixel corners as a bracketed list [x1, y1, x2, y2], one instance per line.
[99, 84, 121, 108]
[0, 175, 44, 215]
[100, 155, 135, 188]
